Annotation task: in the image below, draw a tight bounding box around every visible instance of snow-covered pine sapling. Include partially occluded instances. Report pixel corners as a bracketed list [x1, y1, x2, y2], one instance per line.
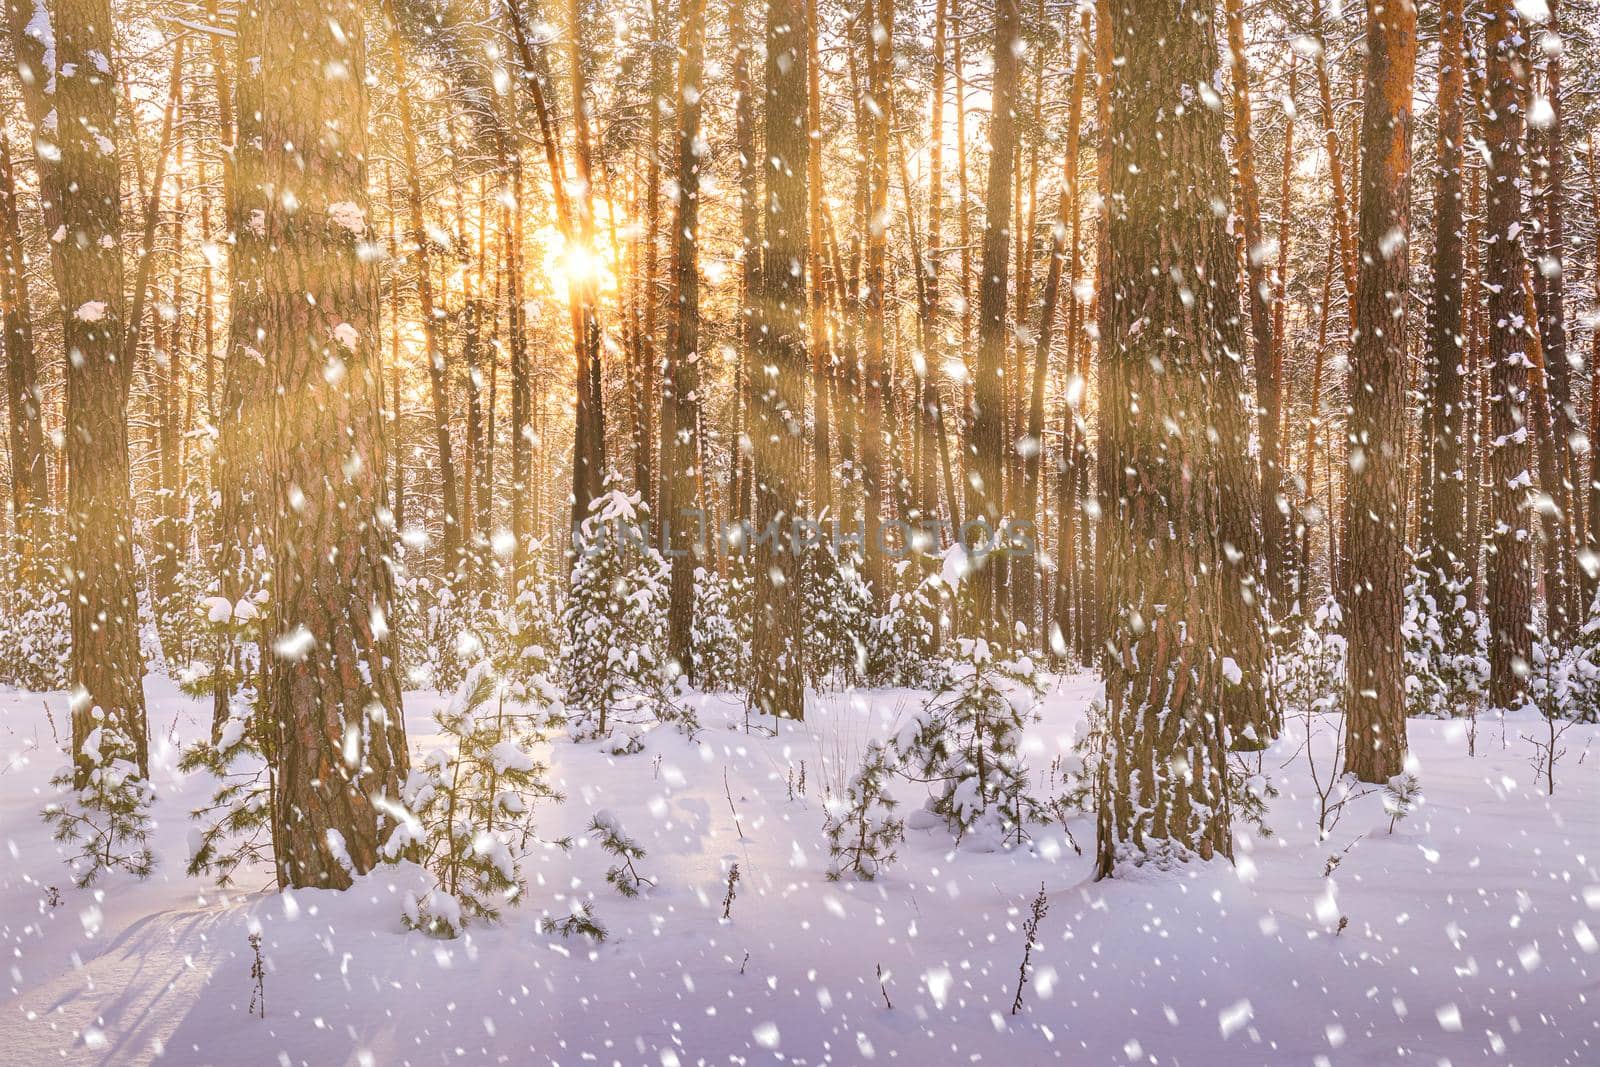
[823, 741, 905, 881]
[589, 811, 654, 896]
[180, 643, 277, 888]
[691, 562, 752, 692]
[41, 708, 156, 887]
[386, 662, 562, 937]
[797, 540, 874, 690]
[542, 900, 607, 942]
[894, 638, 1046, 844]
[721, 862, 740, 920]
[1010, 883, 1050, 1015]
[1382, 773, 1422, 833]
[561, 480, 672, 742]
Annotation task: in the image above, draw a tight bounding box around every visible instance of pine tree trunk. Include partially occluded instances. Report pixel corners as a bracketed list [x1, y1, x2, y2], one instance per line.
[0, 133, 48, 585]
[1421, 0, 1468, 609]
[566, 0, 606, 532]
[1484, 0, 1535, 711]
[749, 0, 810, 721]
[806, 0, 833, 519]
[1534, 1, 1572, 539]
[729, 0, 758, 527]
[859, 0, 892, 609]
[966, 0, 1021, 636]
[1094, 0, 1238, 876]
[1224, 0, 1286, 615]
[662, 0, 707, 678]
[1040, 13, 1087, 659]
[384, 0, 463, 585]
[53, 0, 148, 782]
[1343, 0, 1416, 782]
[261, 0, 407, 889]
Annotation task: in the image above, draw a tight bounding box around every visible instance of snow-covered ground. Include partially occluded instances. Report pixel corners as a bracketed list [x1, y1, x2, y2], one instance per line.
[0, 675, 1595, 1066]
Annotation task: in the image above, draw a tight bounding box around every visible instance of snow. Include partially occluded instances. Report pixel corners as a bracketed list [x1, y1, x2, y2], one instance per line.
[72, 301, 107, 323]
[326, 200, 367, 234]
[0, 674, 1595, 1063]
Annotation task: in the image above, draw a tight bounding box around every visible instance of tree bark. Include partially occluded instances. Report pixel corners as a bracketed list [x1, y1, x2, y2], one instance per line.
[1484, 0, 1534, 711]
[1421, 0, 1468, 610]
[1343, 0, 1416, 783]
[1225, 0, 1287, 614]
[384, 0, 463, 584]
[748, 0, 810, 720]
[966, 0, 1022, 635]
[261, 0, 407, 889]
[661, 0, 707, 678]
[1094, 0, 1238, 876]
[54, 0, 149, 782]
[0, 132, 47, 584]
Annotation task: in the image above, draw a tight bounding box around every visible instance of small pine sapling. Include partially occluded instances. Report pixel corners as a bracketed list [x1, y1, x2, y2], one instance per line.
[1010, 883, 1050, 1015]
[823, 741, 905, 881]
[690, 562, 752, 691]
[797, 541, 874, 690]
[893, 638, 1046, 844]
[561, 481, 673, 742]
[386, 662, 562, 937]
[542, 900, 607, 941]
[589, 811, 654, 896]
[1382, 772, 1422, 833]
[180, 677, 278, 887]
[41, 708, 156, 887]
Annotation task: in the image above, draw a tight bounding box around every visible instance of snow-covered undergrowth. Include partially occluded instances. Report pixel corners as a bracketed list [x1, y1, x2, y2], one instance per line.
[0, 674, 1596, 1065]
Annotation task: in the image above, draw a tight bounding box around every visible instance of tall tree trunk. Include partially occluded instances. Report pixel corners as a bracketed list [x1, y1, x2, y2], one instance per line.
[1484, 0, 1534, 711]
[1534, 0, 1572, 540]
[384, 0, 463, 584]
[729, 0, 758, 527]
[661, 0, 706, 678]
[806, 0, 832, 518]
[966, 0, 1022, 636]
[1585, 135, 1600, 610]
[1225, 0, 1286, 615]
[861, 0, 892, 608]
[53, 0, 148, 782]
[1038, 12, 1087, 658]
[0, 132, 48, 584]
[565, 0, 606, 532]
[1343, 0, 1416, 783]
[261, 0, 407, 889]
[1421, 0, 1468, 612]
[749, 0, 810, 721]
[1094, 0, 1238, 877]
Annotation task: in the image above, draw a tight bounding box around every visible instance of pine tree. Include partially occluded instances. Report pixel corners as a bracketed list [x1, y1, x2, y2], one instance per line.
[561, 482, 672, 741]
[589, 811, 654, 897]
[54, 0, 149, 787]
[41, 709, 156, 887]
[386, 663, 561, 937]
[747, 0, 811, 722]
[180, 595, 276, 888]
[1484, 0, 1536, 711]
[824, 741, 905, 880]
[259, 0, 409, 890]
[1343, 0, 1417, 782]
[894, 638, 1045, 844]
[1093, 0, 1245, 876]
[691, 563, 753, 693]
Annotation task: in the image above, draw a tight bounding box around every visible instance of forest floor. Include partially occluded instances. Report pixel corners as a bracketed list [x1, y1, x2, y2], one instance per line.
[0, 674, 1596, 1066]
